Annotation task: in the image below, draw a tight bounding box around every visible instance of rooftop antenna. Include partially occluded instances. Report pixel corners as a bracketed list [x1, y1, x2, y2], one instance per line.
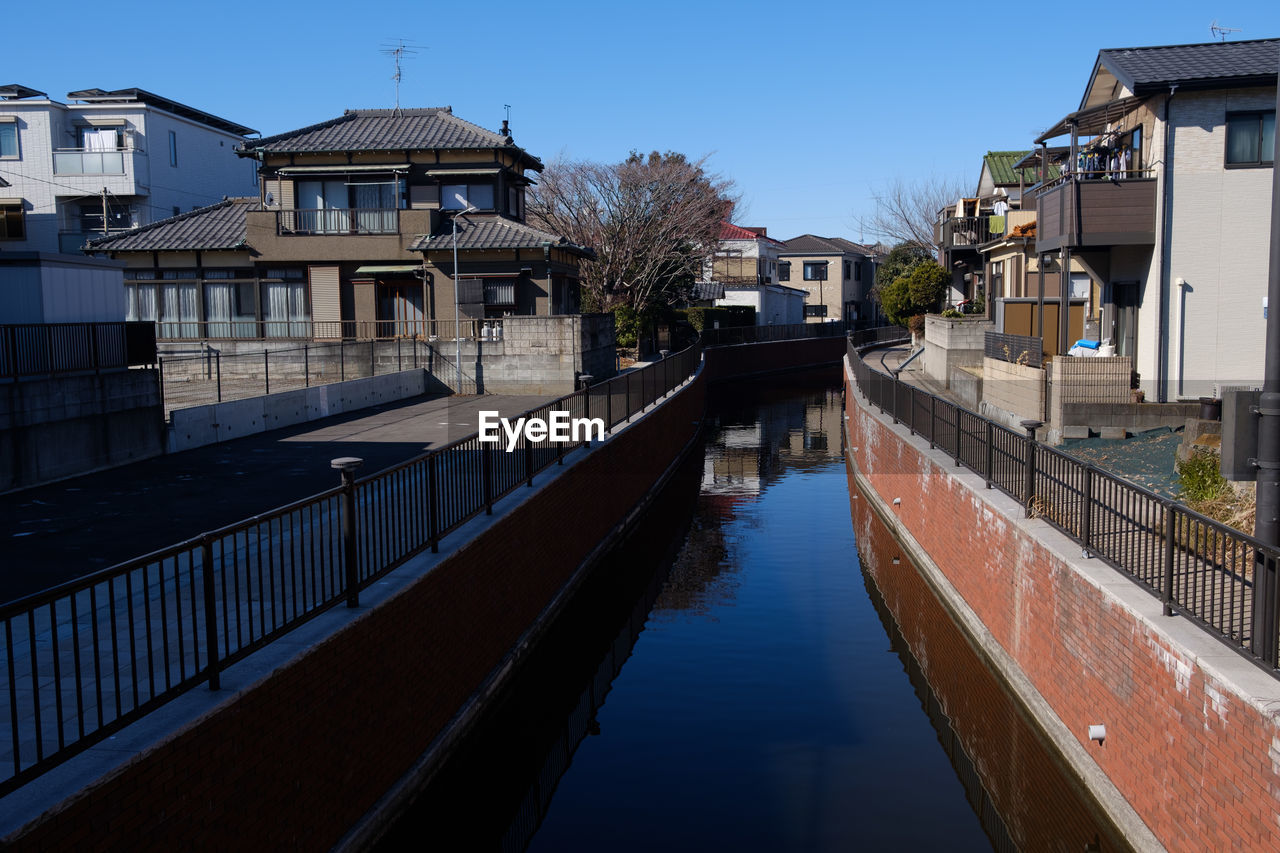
[1209, 20, 1242, 41]
[380, 39, 422, 111]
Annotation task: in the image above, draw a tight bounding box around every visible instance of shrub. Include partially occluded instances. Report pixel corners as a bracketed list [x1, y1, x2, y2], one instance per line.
[940, 308, 964, 319]
[1177, 450, 1230, 504]
[907, 314, 926, 335]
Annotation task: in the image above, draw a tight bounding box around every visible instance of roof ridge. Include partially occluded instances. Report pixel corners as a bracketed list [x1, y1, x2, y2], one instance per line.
[1100, 37, 1280, 53]
[243, 112, 355, 150]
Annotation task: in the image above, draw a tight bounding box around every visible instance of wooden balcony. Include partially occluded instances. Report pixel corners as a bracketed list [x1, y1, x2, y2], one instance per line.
[1035, 174, 1155, 253]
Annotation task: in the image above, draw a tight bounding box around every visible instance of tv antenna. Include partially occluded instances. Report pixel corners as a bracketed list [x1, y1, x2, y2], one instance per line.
[380, 39, 423, 111]
[1209, 21, 1241, 41]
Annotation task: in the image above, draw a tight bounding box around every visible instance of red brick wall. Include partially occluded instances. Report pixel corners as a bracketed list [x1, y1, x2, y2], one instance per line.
[845, 372, 1280, 851]
[8, 376, 707, 851]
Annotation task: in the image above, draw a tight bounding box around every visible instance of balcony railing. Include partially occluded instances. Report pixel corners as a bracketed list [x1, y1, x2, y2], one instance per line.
[1036, 170, 1156, 252]
[276, 208, 399, 236]
[52, 149, 126, 175]
[147, 318, 504, 342]
[939, 215, 997, 249]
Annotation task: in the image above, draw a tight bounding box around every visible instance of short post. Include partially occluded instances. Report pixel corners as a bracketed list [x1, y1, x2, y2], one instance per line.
[332, 456, 364, 608]
[984, 421, 994, 489]
[1163, 500, 1177, 616]
[264, 350, 270, 396]
[200, 535, 220, 690]
[215, 352, 222, 403]
[1020, 419, 1042, 518]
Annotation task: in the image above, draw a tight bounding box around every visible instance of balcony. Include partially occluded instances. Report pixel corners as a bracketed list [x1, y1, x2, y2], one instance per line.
[1035, 173, 1156, 253]
[52, 149, 126, 175]
[277, 208, 399, 236]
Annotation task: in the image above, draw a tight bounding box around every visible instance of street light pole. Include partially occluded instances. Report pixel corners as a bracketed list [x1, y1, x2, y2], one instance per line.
[1256, 67, 1280, 549]
[451, 205, 477, 393]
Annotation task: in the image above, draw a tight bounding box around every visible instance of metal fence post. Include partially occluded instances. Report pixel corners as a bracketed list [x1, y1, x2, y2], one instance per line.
[1021, 420, 1042, 518]
[483, 442, 495, 514]
[525, 433, 535, 487]
[304, 344, 310, 388]
[264, 350, 270, 396]
[891, 375, 900, 425]
[332, 457, 363, 608]
[985, 421, 994, 489]
[200, 535, 220, 690]
[929, 395, 936, 448]
[1253, 552, 1280, 666]
[606, 380, 613, 434]
[1163, 501, 1177, 617]
[906, 386, 915, 436]
[1081, 464, 1094, 555]
[427, 453, 440, 553]
[340, 340, 346, 382]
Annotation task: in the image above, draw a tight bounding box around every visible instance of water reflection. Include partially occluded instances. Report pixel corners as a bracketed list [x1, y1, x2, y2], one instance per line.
[378, 370, 1122, 852]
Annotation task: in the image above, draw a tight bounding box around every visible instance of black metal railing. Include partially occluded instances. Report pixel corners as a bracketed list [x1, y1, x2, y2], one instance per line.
[700, 320, 847, 347]
[0, 341, 703, 795]
[984, 330, 1044, 368]
[0, 322, 157, 380]
[847, 328, 1280, 678]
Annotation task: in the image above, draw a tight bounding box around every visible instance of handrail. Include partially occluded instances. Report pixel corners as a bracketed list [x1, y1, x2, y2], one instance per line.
[0, 338, 705, 795]
[846, 329, 1280, 680]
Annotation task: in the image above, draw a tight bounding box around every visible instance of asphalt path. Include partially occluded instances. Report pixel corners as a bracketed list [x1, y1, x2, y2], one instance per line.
[1, 393, 555, 602]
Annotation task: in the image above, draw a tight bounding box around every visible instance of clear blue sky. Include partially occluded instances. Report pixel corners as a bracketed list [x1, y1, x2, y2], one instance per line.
[8, 0, 1277, 242]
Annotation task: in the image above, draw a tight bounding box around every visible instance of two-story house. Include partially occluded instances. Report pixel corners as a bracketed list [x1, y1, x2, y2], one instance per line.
[699, 222, 803, 325]
[777, 235, 879, 325]
[91, 108, 592, 343]
[1030, 38, 1276, 401]
[0, 85, 258, 324]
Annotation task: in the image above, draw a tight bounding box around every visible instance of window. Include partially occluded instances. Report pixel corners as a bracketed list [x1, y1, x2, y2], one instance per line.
[778, 261, 790, 281]
[78, 126, 122, 150]
[803, 261, 828, 281]
[168, 130, 178, 167]
[804, 304, 828, 317]
[844, 261, 851, 280]
[442, 183, 495, 211]
[990, 261, 1004, 298]
[854, 262, 861, 282]
[1226, 111, 1275, 167]
[0, 122, 17, 158]
[261, 269, 308, 337]
[203, 270, 257, 338]
[0, 201, 24, 239]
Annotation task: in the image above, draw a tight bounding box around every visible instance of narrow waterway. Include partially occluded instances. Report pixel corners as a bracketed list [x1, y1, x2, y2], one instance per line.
[379, 368, 1121, 851]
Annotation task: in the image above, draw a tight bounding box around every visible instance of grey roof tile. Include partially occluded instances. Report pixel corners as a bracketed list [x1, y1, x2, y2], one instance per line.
[1099, 38, 1280, 94]
[89, 197, 254, 251]
[779, 234, 870, 256]
[243, 108, 542, 169]
[410, 215, 592, 257]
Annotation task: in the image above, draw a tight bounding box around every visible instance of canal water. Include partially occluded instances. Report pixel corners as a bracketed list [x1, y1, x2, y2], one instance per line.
[379, 368, 1121, 851]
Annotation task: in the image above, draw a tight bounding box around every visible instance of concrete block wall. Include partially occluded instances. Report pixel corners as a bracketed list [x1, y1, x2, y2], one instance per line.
[0, 370, 163, 492]
[923, 317, 993, 388]
[1048, 356, 1132, 441]
[980, 356, 1046, 427]
[845, 365, 1280, 851]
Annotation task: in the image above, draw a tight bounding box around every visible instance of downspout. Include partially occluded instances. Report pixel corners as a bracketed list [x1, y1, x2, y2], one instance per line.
[1156, 85, 1177, 402]
[542, 241, 553, 316]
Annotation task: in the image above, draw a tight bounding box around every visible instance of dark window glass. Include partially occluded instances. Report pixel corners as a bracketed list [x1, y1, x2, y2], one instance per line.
[1226, 111, 1275, 166]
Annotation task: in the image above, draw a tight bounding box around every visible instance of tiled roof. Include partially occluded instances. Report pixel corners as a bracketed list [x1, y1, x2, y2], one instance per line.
[243, 108, 541, 169]
[409, 215, 592, 257]
[1097, 38, 1280, 95]
[89, 198, 254, 251]
[779, 234, 871, 256]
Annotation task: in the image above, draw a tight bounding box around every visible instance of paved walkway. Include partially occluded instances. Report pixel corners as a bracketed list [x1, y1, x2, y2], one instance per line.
[1, 393, 555, 603]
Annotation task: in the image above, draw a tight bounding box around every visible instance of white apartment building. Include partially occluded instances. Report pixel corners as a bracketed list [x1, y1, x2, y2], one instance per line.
[0, 85, 257, 322]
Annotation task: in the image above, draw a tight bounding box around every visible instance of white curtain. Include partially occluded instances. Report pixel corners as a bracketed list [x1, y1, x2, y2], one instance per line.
[83, 128, 116, 151]
[160, 283, 198, 338]
[263, 282, 308, 337]
[127, 284, 157, 323]
[205, 282, 233, 338]
[354, 183, 393, 232]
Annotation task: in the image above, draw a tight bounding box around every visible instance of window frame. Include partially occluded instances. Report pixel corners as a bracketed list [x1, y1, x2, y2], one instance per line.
[803, 261, 828, 282]
[778, 261, 790, 282]
[1224, 110, 1275, 168]
[0, 121, 19, 159]
[168, 130, 178, 167]
[0, 201, 25, 240]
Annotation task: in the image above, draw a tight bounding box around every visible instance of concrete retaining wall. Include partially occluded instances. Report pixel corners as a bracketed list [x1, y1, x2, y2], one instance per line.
[0, 370, 163, 492]
[165, 369, 428, 453]
[923, 316, 993, 388]
[701, 336, 846, 383]
[845, 357, 1280, 851]
[980, 356, 1046, 428]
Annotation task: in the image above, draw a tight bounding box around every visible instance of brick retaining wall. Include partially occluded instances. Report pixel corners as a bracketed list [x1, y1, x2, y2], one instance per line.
[845, 358, 1280, 851]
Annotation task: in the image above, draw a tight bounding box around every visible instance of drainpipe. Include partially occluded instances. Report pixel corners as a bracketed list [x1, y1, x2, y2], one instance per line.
[1155, 85, 1177, 402]
[542, 241, 553, 316]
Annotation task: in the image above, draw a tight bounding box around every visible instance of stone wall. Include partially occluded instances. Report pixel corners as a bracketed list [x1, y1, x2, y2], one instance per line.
[0, 370, 163, 492]
[845, 359, 1280, 851]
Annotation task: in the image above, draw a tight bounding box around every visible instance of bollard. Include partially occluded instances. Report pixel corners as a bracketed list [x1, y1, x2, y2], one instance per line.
[332, 457, 364, 607]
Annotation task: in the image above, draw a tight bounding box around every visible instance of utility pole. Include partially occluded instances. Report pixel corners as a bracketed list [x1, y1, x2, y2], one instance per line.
[101, 186, 109, 240]
[1250, 59, 1280, 664]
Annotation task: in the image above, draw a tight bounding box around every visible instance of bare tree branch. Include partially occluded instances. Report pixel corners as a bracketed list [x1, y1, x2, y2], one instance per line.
[857, 174, 969, 252]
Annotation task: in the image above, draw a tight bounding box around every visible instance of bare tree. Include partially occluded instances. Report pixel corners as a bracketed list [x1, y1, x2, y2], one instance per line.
[528, 151, 735, 312]
[858, 174, 969, 252]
